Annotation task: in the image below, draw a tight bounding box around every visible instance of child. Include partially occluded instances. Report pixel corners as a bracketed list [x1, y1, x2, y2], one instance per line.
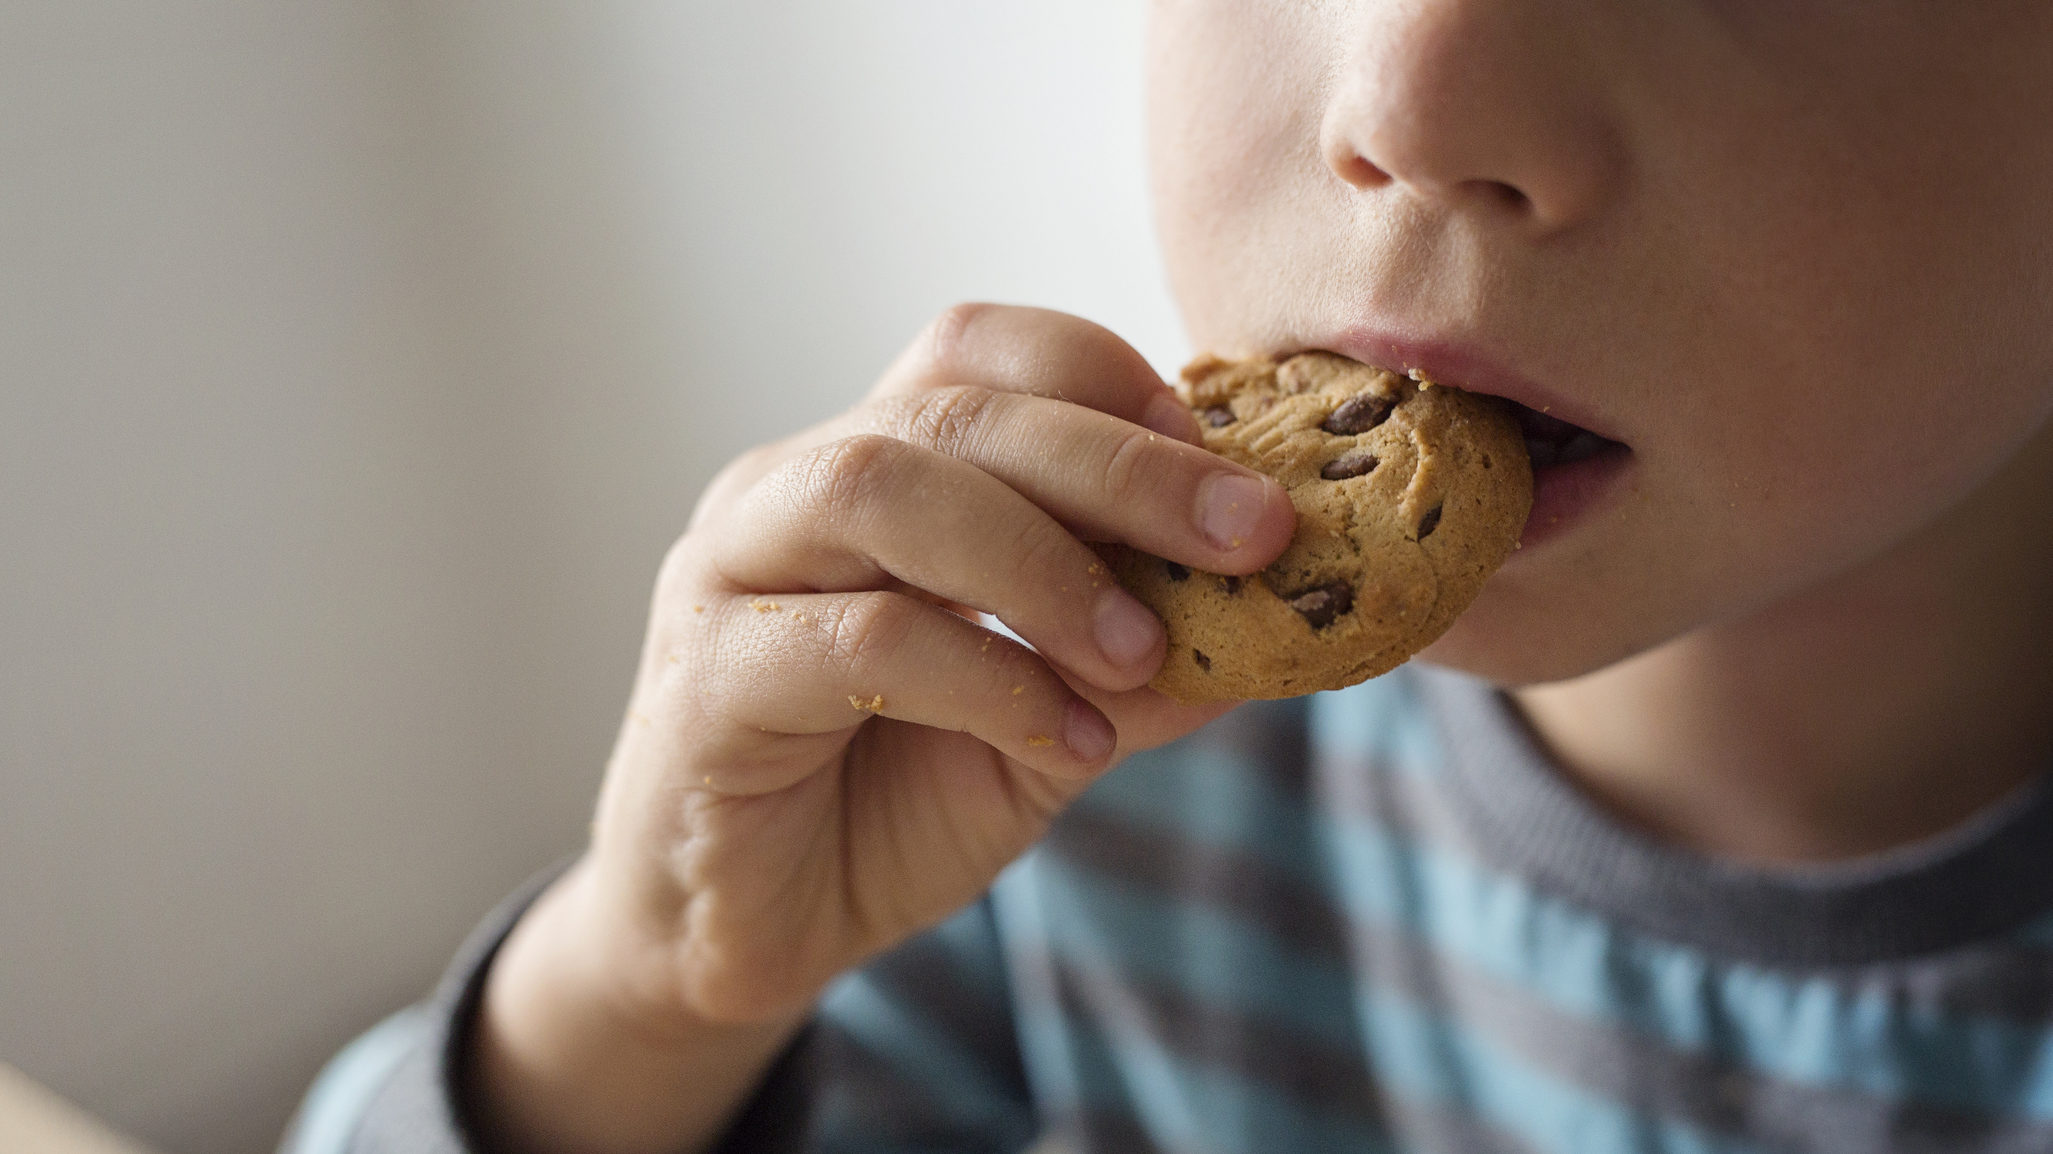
[292, 3, 2053, 1151]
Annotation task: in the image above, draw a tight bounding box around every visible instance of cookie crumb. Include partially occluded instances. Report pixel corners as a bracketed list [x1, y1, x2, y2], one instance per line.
[849, 694, 886, 713]
[691, 604, 705, 613]
[750, 599, 779, 612]
[1012, 685, 1024, 695]
[1026, 735, 1055, 747]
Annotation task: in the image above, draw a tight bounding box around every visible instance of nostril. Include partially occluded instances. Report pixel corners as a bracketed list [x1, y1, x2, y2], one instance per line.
[1333, 152, 1388, 189]
[1324, 131, 1391, 190]
[1478, 180, 1532, 213]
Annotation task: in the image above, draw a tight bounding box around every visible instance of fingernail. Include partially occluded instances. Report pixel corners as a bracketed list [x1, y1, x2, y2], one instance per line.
[1063, 699, 1117, 762]
[1094, 590, 1163, 669]
[1198, 474, 1270, 551]
[1141, 394, 1200, 443]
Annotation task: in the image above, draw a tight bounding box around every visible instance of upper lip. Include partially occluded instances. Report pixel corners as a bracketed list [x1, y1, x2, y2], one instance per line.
[1276, 328, 1624, 445]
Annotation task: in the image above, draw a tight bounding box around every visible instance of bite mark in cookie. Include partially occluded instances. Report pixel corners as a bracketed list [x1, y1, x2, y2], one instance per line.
[1103, 352, 1533, 703]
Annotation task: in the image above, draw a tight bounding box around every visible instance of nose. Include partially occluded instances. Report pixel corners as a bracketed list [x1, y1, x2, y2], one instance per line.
[1322, 1, 1622, 233]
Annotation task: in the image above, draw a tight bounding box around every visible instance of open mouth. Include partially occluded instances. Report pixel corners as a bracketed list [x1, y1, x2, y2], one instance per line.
[1480, 394, 1633, 547]
[1502, 400, 1627, 471]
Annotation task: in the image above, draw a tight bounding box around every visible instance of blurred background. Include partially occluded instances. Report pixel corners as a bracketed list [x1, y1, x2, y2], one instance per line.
[1, 3, 1184, 1150]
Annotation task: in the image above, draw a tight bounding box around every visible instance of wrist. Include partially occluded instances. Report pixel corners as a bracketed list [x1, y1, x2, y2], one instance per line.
[470, 856, 807, 1154]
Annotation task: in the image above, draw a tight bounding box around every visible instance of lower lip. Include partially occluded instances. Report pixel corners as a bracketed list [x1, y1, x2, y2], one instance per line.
[1517, 445, 1632, 550]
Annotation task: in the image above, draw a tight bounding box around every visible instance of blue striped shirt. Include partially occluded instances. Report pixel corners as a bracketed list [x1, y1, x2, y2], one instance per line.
[295, 665, 2053, 1153]
[756, 666, 2053, 1153]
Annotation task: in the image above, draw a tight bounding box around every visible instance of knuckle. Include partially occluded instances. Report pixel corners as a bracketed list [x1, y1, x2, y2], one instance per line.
[682, 604, 797, 735]
[654, 530, 720, 611]
[656, 531, 699, 593]
[891, 385, 996, 457]
[1014, 523, 1085, 592]
[690, 450, 766, 532]
[920, 301, 997, 378]
[823, 591, 924, 673]
[1066, 317, 1143, 376]
[796, 433, 908, 521]
[1099, 425, 1162, 508]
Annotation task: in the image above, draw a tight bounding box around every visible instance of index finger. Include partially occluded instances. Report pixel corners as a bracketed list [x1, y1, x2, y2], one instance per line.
[875, 303, 1206, 447]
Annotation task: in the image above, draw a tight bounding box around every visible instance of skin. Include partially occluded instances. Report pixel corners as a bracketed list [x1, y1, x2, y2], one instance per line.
[470, 3, 2053, 1150]
[1149, 0, 2053, 859]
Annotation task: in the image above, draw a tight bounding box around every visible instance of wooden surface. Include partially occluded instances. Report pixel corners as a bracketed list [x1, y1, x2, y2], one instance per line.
[0, 1066, 155, 1154]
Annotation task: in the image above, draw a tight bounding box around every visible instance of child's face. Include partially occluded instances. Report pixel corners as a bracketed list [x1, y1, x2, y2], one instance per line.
[1149, 2, 2053, 684]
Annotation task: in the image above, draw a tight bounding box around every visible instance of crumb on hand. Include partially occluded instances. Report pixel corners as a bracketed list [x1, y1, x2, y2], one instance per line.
[849, 694, 886, 713]
[1026, 735, 1055, 747]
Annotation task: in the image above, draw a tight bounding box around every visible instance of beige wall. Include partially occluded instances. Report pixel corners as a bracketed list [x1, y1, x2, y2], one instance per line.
[0, 4, 1178, 1151]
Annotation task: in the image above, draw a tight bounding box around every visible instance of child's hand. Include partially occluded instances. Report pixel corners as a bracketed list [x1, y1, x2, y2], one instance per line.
[585, 304, 1295, 1024]
[470, 306, 1294, 1153]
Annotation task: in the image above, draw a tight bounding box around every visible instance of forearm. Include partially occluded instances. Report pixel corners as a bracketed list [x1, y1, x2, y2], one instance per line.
[467, 859, 807, 1154]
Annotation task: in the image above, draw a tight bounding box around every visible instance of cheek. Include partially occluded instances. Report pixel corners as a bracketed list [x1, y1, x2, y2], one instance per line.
[1462, 35, 2053, 682]
[1638, 78, 2053, 612]
[1147, 1, 1335, 348]
[1429, 219, 2053, 687]
[1435, 326, 2053, 688]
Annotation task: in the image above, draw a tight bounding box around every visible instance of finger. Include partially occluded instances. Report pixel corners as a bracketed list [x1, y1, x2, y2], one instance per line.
[843, 389, 1295, 571]
[876, 303, 1205, 446]
[717, 435, 1165, 692]
[1062, 669, 1242, 759]
[692, 305, 1204, 535]
[671, 590, 1118, 784]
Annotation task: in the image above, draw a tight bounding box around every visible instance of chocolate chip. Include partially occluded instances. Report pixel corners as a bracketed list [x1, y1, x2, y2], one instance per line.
[1321, 393, 1394, 436]
[1164, 560, 1190, 582]
[1192, 649, 1211, 672]
[1415, 504, 1443, 540]
[1287, 581, 1354, 630]
[1319, 451, 1379, 480]
[1219, 575, 1242, 595]
[1202, 405, 1236, 427]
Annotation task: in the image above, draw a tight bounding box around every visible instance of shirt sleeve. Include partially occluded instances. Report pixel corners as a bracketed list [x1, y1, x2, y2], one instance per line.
[281, 869, 1038, 1154]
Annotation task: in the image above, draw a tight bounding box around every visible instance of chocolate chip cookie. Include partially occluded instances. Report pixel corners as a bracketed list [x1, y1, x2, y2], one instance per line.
[1106, 351, 1532, 703]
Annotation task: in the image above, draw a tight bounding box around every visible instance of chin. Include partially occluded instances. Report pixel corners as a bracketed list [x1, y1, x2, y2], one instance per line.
[1409, 588, 1666, 689]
